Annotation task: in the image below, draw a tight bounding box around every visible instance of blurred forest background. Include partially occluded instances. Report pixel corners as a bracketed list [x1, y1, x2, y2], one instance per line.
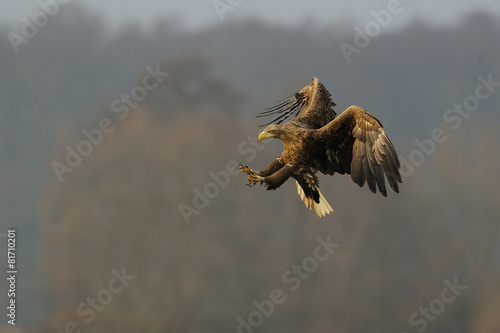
[1, 3, 500, 333]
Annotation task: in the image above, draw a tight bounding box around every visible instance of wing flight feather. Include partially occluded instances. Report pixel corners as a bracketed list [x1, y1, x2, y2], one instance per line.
[314, 105, 402, 195]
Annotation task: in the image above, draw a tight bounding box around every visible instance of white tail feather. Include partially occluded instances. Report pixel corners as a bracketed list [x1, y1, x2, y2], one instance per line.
[296, 181, 333, 218]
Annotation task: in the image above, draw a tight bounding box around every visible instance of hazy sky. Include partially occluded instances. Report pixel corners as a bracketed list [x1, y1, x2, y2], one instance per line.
[2, 0, 500, 32]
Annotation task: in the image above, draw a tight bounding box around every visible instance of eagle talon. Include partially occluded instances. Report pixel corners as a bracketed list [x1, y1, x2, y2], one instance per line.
[247, 173, 265, 186]
[240, 164, 263, 185]
[239, 164, 256, 176]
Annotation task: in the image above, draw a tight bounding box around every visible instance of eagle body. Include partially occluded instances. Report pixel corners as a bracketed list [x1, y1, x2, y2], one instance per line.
[240, 77, 402, 217]
[279, 124, 312, 164]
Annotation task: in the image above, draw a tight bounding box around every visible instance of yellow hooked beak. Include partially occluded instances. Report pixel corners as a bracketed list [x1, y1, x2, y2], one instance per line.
[258, 130, 271, 142]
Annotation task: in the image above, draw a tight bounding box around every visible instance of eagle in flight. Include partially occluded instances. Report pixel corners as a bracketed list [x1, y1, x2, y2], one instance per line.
[240, 77, 402, 217]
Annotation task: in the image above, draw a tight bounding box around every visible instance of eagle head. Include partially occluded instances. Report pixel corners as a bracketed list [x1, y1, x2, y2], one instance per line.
[258, 124, 284, 141]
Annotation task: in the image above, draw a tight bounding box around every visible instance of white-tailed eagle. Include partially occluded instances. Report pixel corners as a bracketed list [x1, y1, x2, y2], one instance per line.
[240, 77, 402, 217]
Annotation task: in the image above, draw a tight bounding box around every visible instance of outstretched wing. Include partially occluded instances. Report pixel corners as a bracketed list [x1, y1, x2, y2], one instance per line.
[313, 105, 402, 196]
[257, 77, 336, 129]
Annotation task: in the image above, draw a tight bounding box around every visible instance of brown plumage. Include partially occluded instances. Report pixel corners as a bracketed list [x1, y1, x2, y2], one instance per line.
[240, 77, 402, 217]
